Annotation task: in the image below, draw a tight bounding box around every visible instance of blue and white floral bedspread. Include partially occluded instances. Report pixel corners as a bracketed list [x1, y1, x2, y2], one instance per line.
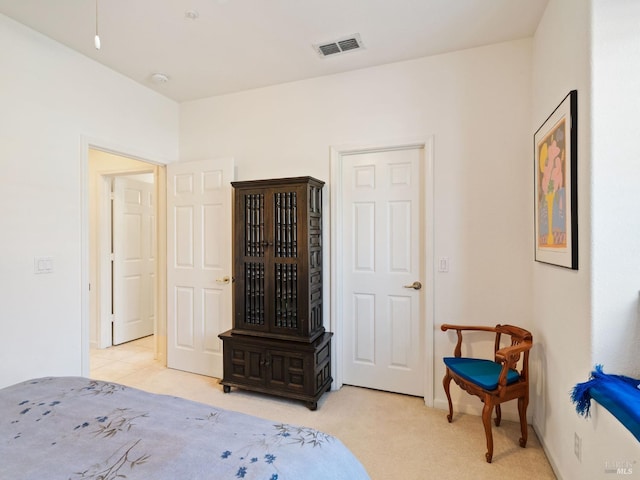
[0, 377, 370, 480]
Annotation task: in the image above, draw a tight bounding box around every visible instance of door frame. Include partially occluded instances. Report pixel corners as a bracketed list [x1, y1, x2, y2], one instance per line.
[80, 136, 168, 376]
[329, 137, 435, 406]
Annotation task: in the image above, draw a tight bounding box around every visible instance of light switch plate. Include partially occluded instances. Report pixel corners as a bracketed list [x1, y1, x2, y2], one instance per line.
[34, 256, 53, 274]
[438, 257, 449, 272]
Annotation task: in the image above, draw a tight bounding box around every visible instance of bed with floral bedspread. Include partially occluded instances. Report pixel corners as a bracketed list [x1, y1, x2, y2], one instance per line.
[0, 377, 370, 480]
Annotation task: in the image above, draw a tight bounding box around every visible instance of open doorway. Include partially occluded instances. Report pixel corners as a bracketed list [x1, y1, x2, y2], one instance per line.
[88, 148, 166, 377]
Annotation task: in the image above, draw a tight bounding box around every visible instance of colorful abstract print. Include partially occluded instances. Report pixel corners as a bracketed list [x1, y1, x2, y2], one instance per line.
[537, 117, 567, 249]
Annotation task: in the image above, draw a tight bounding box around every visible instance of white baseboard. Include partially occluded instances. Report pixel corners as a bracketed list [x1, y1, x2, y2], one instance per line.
[531, 423, 563, 480]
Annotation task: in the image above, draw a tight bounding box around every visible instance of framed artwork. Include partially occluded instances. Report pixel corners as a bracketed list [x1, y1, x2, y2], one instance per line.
[534, 90, 578, 270]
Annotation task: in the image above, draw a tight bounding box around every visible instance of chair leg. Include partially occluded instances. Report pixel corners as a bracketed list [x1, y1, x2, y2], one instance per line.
[482, 398, 495, 463]
[443, 371, 454, 423]
[494, 404, 502, 427]
[518, 395, 529, 448]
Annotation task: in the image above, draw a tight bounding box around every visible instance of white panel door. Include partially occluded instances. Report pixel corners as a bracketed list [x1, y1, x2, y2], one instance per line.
[342, 148, 424, 396]
[166, 158, 233, 378]
[112, 176, 155, 345]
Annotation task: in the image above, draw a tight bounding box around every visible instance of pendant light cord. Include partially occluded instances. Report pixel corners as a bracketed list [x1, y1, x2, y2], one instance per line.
[94, 0, 101, 49]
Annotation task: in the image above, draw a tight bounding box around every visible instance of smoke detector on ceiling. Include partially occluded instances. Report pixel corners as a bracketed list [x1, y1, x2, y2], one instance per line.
[184, 10, 200, 20]
[150, 73, 170, 84]
[313, 33, 365, 58]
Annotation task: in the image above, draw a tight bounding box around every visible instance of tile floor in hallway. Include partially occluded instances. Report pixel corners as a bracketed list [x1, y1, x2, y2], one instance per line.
[90, 336, 222, 402]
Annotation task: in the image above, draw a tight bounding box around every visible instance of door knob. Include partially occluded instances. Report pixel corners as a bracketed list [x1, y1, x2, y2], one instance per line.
[216, 276, 231, 284]
[403, 281, 422, 290]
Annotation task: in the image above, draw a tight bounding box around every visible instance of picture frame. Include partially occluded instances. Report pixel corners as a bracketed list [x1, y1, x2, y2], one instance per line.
[534, 90, 578, 270]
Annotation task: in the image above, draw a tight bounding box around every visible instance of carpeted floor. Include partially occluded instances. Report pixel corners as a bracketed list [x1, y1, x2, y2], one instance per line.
[91, 337, 557, 479]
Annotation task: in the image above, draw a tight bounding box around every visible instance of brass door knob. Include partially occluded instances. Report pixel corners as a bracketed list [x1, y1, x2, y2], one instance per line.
[403, 281, 422, 290]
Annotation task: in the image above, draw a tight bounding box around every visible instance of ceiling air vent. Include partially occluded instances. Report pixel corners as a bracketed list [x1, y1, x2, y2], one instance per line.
[314, 33, 364, 58]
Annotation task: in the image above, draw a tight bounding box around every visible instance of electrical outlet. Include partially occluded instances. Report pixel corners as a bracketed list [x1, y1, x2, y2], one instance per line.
[574, 432, 582, 462]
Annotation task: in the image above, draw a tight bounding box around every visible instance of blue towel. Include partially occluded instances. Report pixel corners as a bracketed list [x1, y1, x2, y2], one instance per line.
[571, 365, 640, 442]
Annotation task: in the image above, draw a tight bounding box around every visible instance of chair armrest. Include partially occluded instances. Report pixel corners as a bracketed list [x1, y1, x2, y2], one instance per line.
[495, 342, 531, 362]
[441, 324, 498, 333]
[441, 324, 498, 358]
[495, 342, 532, 386]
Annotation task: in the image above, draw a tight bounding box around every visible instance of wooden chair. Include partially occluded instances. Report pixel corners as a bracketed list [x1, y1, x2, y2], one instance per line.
[441, 324, 533, 463]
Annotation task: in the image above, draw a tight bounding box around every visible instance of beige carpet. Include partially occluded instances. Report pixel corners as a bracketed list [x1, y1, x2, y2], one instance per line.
[91, 337, 556, 479]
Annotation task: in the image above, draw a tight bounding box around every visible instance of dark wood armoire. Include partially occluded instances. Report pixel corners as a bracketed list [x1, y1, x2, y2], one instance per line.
[219, 176, 332, 410]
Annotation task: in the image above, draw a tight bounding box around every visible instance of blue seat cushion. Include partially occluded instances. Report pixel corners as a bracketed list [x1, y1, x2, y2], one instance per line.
[444, 357, 520, 390]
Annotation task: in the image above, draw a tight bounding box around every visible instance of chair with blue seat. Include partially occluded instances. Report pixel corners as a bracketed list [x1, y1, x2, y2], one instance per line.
[441, 323, 533, 463]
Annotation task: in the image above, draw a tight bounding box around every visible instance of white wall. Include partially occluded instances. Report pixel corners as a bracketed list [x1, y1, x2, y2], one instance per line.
[181, 39, 535, 417]
[0, 14, 178, 388]
[532, 1, 640, 478]
[589, 0, 640, 475]
[591, 0, 640, 376]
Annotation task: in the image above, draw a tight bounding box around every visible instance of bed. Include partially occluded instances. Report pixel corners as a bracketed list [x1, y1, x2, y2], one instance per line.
[0, 377, 370, 479]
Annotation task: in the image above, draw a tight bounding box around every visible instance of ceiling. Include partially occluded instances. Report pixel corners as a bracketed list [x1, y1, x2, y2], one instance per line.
[0, 0, 549, 103]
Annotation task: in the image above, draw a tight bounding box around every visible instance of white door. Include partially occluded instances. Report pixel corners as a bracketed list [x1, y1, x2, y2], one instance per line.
[342, 148, 424, 396]
[166, 158, 234, 378]
[112, 176, 155, 345]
